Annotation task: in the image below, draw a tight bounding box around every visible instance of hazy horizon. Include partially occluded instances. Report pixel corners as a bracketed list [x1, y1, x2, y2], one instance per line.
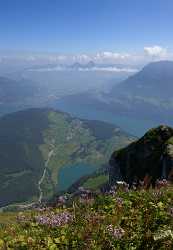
[1, 0, 173, 68]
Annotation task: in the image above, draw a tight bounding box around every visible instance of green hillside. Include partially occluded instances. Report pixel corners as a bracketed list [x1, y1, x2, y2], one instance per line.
[0, 185, 173, 249]
[0, 108, 134, 207]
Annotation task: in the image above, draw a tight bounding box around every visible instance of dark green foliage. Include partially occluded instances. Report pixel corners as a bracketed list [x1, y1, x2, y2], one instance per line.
[0, 109, 50, 206]
[84, 120, 121, 140]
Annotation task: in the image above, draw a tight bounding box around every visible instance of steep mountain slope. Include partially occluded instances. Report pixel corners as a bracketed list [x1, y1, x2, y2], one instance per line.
[109, 125, 173, 186]
[111, 60, 173, 98]
[108, 61, 173, 121]
[0, 108, 134, 207]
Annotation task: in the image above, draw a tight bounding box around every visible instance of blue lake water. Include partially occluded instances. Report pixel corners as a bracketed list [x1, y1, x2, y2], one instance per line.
[54, 99, 167, 191]
[57, 163, 98, 191]
[53, 100, 159, 137]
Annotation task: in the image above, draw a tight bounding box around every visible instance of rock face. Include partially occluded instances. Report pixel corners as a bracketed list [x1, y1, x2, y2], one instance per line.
[109, 125, 173, 186]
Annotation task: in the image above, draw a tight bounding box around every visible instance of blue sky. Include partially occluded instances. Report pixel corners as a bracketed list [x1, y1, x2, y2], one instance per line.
[0, 0, 173, 64]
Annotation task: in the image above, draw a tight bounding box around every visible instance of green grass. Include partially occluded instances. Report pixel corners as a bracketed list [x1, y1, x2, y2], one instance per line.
[83, 174, 109, 190]
[0, 186, 173, 249]
[166, 136, 173, 145]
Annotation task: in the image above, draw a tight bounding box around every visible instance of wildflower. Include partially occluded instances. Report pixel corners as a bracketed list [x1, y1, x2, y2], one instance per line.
[81, 193, 88, 199]
[116, 181, 124, 185]
[109, 187, 116, 196]
[139, 180, 145, 187]
[27, 237, 34, 245]
[154, 229, 173, 241]
[156, 179, 168, 189]
[35, 211, 73, 227]
[169, 207, 173, 217]
[78, 186, 86, 192]
[35, 207, 47, 212]
[16, 213, 29, 223]
[107, 225, 125, 239]
[58, 195, 67, 204]
[116, 181, 129, 192]
[116, 197, 124, 206]
[152, 191, 162, 198]
[132, 185, 137, 190]
[0, 239, 5, 248]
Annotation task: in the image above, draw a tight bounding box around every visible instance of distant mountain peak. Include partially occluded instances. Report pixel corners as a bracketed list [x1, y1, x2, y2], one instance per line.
[70, 61, 96, 69]
[111, 60, 173, 99]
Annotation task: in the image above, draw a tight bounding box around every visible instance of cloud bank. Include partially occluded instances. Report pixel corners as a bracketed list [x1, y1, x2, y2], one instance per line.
[0, 46, 172, 68]
[30, 65, 138, 73]
[144, 45, 168, 58]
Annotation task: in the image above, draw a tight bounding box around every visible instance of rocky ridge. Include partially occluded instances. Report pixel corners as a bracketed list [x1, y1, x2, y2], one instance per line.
[109, 125, 173, 186]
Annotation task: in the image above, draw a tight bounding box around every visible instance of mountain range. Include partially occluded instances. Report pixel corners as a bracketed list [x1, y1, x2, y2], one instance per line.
[0, 61, 135, 117]
[26, 61, 137, 72]
[53, 60, 173, 129]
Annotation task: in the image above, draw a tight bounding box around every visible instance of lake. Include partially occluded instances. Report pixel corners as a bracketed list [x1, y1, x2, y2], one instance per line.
[53, 99, 159, 137]
[57, 163, 98, 191]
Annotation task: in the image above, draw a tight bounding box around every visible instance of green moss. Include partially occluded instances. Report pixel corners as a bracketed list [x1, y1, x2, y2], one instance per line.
[166, 136, 173, 145]
[144, 128, 158, 140]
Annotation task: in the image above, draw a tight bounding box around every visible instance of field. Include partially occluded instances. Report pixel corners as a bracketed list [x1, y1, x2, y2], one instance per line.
[0, 184, 173, 249]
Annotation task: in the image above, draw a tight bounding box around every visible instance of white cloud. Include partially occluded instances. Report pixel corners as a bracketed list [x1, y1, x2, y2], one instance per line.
[72, 54, 90, 63]
[144, 45, 168, 58]
[30, 65, 138, 73]
[1, 46, 172, 68]
[77, 66, 138, 73]
[93, 51, 131, 63]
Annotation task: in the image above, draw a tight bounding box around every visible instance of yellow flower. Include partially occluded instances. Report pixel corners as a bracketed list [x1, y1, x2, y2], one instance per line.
[54, 238, 61, 244]
[0, 239, 4, 248]
[157, 202, 164, 209]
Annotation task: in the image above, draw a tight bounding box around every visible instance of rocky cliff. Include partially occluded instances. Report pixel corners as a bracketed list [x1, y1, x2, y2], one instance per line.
[109, 125, 173, 186]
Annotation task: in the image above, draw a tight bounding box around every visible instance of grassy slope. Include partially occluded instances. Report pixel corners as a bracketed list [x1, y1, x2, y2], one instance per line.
[0, 186, 173, 249]
[82, 174, 109, 190]
[40, 111, 134, 199]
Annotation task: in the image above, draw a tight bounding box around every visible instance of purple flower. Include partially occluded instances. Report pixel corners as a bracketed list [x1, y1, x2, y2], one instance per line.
[109, 186, 117, 195]
[58, 195, 67, 204]
[156, 179, 168, 188]
[169, 208, 173, 217]
[78, 186, 86, 192]
[116, 197, 124, 206]
[35, 211, 73, 227]
[81, 193, 88, 198]
[107, 225, 125, 239]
